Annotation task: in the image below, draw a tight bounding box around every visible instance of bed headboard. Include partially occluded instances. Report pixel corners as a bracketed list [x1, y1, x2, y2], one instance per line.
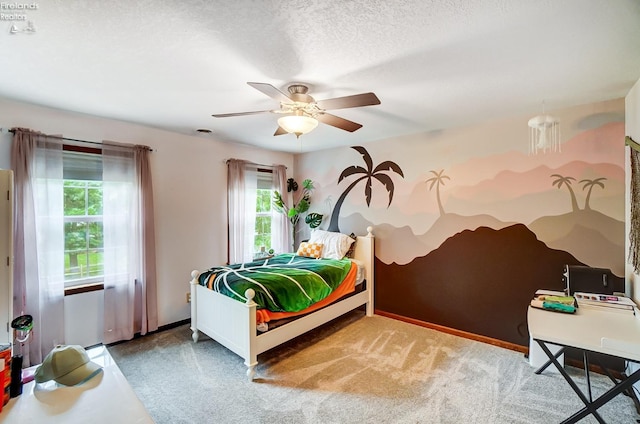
[354, 226, 374, 287]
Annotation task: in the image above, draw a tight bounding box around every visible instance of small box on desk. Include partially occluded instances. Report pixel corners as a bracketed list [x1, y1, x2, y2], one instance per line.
[563, 265, 624, 296]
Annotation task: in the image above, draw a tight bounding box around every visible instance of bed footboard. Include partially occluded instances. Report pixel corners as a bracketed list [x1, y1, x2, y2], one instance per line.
[190, 271, 258, 380]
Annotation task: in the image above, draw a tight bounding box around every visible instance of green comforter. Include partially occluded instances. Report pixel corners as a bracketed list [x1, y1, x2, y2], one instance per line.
[198, 254, 352, 312]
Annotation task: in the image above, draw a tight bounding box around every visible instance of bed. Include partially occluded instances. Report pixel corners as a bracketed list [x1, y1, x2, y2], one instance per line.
[189, 227, 375, 380]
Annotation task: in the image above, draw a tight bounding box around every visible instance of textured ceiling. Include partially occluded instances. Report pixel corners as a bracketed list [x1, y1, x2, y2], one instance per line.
[1, 0, 639, 153]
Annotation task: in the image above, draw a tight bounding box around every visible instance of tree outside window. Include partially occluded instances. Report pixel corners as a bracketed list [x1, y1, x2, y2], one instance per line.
[63, 180, 104, 285]
[255, 186, 272, 254]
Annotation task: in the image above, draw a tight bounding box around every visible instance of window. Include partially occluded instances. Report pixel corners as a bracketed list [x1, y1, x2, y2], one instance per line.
[63, 180, 103, 285]
[254, 170, 274, 257]
[63, 147, 104, 287]
[227, 159, 287, 264]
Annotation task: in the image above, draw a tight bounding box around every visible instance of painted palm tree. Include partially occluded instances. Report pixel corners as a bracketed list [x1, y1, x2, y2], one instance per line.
[328, 146, 404, 232]
[426, 169, 450, 217]
[551, 174, 580, 212]
[580, 177, 607, 210]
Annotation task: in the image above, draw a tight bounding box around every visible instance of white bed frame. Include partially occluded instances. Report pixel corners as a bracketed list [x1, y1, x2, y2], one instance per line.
[189, 227, 374, 380]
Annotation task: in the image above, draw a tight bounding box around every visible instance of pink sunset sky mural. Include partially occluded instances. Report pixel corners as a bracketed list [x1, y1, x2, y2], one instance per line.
[300, 99, 625, 275]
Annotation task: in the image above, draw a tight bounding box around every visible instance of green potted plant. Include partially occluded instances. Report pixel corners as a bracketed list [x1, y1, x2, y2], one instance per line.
[273, 178, 323, 231]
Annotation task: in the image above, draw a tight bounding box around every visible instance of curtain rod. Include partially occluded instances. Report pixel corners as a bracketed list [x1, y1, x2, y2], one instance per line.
[224, 158, 287, 169]
[4, 128, 153, 152]
[627, 136, 640, 153]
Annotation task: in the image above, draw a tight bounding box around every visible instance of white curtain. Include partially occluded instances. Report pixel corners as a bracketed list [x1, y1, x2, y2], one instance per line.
[98, 143, 158, 343]
[243, 167, 258, 262]
[227, 159, 248, 264]
[11, 129, 65, 366]
[271, 165, 291, 253]
[102, 145, 138, 344]
[227, 160, 258, 264]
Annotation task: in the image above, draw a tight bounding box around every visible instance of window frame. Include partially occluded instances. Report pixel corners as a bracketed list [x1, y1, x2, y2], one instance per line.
[62, 144, 104, 290]
[253, 168, 275, 259]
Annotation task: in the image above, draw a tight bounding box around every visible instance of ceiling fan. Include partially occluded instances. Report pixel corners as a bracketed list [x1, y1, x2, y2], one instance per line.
[212, 82, 381, 138]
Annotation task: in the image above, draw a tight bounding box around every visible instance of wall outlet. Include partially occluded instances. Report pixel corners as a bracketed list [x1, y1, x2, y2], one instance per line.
[186, 292, 191, 303]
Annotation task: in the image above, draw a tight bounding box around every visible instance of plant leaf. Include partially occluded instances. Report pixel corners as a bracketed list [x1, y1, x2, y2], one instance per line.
[296, 198, 310, 214]
[305, 213, 324, 229]
[302, 179, 313, 190]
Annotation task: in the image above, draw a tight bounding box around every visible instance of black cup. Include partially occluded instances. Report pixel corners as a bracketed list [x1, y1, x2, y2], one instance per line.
[9, 355, 22, 398]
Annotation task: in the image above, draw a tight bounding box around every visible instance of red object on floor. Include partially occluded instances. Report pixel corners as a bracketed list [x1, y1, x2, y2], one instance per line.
[0, 345, 10, 407]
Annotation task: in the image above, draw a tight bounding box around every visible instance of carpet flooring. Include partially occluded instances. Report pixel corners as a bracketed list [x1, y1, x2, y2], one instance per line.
[108, 310, 640, 423]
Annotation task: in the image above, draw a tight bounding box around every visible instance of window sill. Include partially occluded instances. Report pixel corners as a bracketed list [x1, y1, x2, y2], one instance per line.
[64, 282, 104, 296]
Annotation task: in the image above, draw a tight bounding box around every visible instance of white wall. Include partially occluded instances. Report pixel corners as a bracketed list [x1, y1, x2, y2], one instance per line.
[0, 97, 294, 342]
[626, 78, 640, 303]
[0, 170, 12, 346]
[64, 290, 104, 347]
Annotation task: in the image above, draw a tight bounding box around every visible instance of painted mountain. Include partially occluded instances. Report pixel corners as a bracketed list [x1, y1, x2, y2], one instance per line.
[375, 224, 582, 347]
[528, 209, 624, 276]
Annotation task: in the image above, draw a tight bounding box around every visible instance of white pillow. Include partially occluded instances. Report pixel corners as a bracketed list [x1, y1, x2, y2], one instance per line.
[308, 229, 355, 259]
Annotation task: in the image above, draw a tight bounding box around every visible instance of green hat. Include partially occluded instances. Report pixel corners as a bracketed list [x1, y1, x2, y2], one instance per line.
[35, 345, 102, 386]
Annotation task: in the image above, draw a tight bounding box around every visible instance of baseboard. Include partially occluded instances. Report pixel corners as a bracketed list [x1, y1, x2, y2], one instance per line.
[106, 318, 191, 347]
[374, 309, 528, 354]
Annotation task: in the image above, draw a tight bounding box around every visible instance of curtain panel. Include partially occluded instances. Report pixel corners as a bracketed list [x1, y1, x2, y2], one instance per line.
[227, 160, 290, 264]
[271, 165, 291, 253]
[11, 128, 158, 355]
[92, 141, 158, 343]
[135, 146, 158, 336]
[227, 159, 249, 264]
[10, 128, 65, 366]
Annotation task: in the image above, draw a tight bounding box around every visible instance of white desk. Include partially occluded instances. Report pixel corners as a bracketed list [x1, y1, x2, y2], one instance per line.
[528, 305, 640, 424]
[0, 345, 154, 423]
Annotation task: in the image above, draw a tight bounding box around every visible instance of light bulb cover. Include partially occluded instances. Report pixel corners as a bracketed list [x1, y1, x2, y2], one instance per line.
[277, 115, 318, 137]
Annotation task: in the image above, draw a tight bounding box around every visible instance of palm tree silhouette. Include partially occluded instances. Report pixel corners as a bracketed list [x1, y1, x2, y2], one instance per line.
[551, 174, 580, 212]
[328, 146, 404, 232]
[580, 177, 607, 210]
[426, 169, 450, 217]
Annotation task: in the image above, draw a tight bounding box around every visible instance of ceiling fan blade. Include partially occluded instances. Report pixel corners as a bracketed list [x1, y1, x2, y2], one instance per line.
[212, 110, 273, 118]
[247, 82, 292, 103]
[274, 126, 288, 136]
[316, 113, 363, 132]
[316, 92, 380, 110]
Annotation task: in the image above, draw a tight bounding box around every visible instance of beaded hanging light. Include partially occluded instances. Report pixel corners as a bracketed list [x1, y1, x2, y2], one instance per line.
[528, 101, 560, 154]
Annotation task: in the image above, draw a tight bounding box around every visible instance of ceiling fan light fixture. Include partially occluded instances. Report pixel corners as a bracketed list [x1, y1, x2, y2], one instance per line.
[277, 114, 318, 138]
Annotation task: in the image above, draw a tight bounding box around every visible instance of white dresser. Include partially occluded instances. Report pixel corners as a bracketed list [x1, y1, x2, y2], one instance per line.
[0, 345, 154, 423]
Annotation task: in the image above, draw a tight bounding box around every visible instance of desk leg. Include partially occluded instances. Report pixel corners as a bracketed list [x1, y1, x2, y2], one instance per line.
[561, 367, 640, 424]
[535, 340, 606, 424]
[583, 351, 592, 403]
[535, 344, 567, 375]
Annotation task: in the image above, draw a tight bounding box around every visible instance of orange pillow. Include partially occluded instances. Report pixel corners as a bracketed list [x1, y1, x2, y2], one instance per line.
[296, 242, 324, 258]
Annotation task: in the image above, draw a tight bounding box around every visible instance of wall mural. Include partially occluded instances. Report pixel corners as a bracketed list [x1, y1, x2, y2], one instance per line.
[297, 99, 625, 349]
[327, 146, 404, 232]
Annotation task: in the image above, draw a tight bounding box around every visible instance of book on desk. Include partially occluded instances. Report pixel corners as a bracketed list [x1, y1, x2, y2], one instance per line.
[530, 289, 576, 314]
[574, 291, 636, 314]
